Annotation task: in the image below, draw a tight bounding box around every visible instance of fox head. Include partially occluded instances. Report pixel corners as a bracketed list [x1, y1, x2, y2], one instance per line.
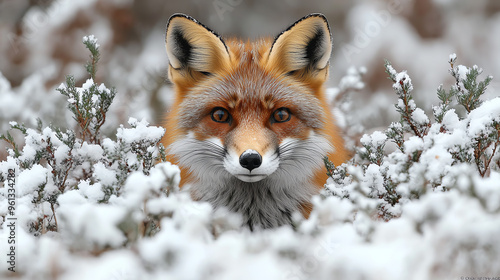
[163, 14, 348, 228]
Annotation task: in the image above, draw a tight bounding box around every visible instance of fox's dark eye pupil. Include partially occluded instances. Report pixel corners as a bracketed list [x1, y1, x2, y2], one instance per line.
[277, 111, 285, 121]
[272, 108, 291, 123]
[211, 108, 230, 123]
[216, 111, 224, 120]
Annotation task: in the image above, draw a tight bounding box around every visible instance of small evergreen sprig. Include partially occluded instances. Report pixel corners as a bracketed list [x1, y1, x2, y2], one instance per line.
[83, 35, 101, 80]
[0, 122, 25, 158]
[57, 36, 116, 144]
[448, 53, 493, 114]
[385, 60, 430, 138]
[433, 84, 454, 123]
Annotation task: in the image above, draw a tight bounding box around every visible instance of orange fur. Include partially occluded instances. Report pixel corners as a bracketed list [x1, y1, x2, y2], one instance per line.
[162, 14, 350, 221]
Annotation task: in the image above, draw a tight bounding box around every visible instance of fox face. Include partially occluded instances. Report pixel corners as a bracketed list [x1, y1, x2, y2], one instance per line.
[163, 13, 349, 229]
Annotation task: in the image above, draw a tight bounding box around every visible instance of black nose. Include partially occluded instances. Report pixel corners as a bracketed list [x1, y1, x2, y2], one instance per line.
[239, 150, 262, 172]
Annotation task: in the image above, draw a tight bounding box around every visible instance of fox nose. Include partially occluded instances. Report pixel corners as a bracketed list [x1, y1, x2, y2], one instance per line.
[239, 149, 262, 172]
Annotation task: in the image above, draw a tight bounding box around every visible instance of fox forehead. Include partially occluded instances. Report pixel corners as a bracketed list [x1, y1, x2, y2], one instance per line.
[177, 41, 326, 130]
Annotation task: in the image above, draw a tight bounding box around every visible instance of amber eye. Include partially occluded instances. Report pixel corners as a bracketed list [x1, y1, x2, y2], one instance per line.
[271, 108, 291, 123]
[211, 107, 231, 123]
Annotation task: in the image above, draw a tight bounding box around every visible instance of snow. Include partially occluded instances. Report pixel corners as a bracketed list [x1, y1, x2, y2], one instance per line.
[392, 71, 413, 92]
[1, 2, 500, 279]
[472, 172, 500, 212]
[57, 190, 127, 248]
[455, 64, 470, 81]
[6, 78, 500, 280]
[58, 250, 143, 280]
[77, 180, 105, 203]
[4, 163, 499, 280]
[369, 167, 387, 198]
[119, 162, 181, 209]
[76, 142, 104, 161]
[441, 109, 461, 130]
[16, 164, 48, 196]
[411, 108, 429, 125]
[54, 145, 71, 165]
[82, 34, 100, 48]
[420, 146, 453, 183]
[360, 130, 387, 147]
[0, 72, 11, 92]
[449, 53, 457, 63]
[93, 162, 117, 186]
[385, 64, 398, 77]
[338, 66, 365, 91]
[91, 94, 99, 103]
[81, 78, 94, 91]
[403, 136, 423, 154]
[0, 78, 24, 120]
[467, 97, 500, 136]
[117, 118, 165, 144]
[308, 195, 355, 225]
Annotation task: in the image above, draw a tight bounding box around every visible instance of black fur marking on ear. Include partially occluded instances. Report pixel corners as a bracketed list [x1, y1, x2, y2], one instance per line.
[305, 27, 324, 66]
[166, 13, 230, 57]
[172, 27, 192, 68]
[269, 13, 330, 55]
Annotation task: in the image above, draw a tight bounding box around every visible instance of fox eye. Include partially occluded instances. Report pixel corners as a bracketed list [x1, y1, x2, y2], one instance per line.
[271, 108, 291, 123]
[211, 107, 231, 123]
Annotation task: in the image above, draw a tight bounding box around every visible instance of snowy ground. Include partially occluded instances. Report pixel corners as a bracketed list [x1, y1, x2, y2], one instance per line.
[1, 1, 500, 279]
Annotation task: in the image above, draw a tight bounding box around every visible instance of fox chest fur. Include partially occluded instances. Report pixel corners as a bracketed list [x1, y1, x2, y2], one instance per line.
[162, 13, 349, 229]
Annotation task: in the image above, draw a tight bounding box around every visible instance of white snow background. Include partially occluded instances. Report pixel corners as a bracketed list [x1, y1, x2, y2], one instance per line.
[1, 1, 500, 280]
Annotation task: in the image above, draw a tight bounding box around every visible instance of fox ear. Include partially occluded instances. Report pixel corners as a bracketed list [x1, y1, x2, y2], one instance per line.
[165, 14, 230, 76]
[267, 14, 332, 76]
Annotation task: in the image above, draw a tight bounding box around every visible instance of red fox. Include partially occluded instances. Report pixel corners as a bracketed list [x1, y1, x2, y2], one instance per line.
[162, 13, 349, 229]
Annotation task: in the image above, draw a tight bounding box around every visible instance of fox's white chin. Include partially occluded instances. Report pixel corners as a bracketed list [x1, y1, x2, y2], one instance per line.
[235, 174, 268, 183]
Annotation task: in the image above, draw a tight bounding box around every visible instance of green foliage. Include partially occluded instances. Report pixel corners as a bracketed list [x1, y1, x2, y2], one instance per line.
[385, 59, 430, 138]
[450, 66, 493, 113]
[325, 55, 499, 221]
[57, 36, 116, 144]
[57, 76, 116, 144]
[83, 35, 101, 80]
[433, 85, 454, 123]
[1, 35, 166, 235]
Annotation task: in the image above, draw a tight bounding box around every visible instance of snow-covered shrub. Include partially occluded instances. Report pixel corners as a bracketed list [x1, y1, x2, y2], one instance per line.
[324, 56, 499, 221]
[320, 56, 500, 277]
[0, 37, 174, 238]
[0, 34, 499, 279]
[0, 37, 239, 277]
